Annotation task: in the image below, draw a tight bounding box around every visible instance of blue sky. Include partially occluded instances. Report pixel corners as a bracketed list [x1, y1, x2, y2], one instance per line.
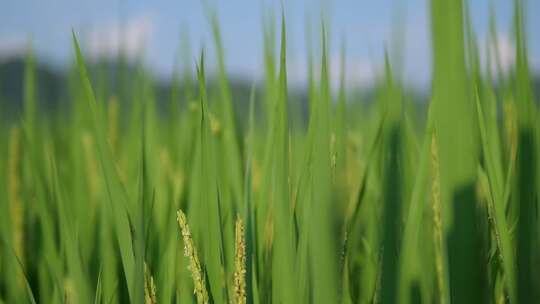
[1, 0, 539, 89]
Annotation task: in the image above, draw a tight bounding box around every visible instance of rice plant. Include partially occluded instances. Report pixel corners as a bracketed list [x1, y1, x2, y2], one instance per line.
[0, 0, 538, 303]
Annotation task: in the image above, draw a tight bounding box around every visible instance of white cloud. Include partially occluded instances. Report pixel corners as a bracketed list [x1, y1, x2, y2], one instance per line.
[87, 15, 154, 61]
[0, 34, 28, 61]
[331, 56, 378, 89]
[481, 32, 515, 74]
[287, 55, 377, 90]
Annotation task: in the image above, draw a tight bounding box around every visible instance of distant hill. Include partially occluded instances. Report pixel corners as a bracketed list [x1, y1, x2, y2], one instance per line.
[0, 57, 262, 125]
[1, 57, 539, 126]
[0, 58, 66, 116]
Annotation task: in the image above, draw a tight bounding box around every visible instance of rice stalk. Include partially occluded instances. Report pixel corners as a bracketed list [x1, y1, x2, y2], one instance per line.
[209, 112, 222, 137]
[430, 135, 446, 304]
[7, 126, 24, 270]
[63, 277, 77, 304]
[189, 101, 199, 113]
[177, 209, 209, 304]
[144, 263, 157, 304]
[159, 148, 184, 203]
[82, 133, 99, 203]
[233, 216, 246, 304]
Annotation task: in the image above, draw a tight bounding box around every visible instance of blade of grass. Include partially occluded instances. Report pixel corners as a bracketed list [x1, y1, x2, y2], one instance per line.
[474, 88, 516, 303]
[195, 50, 227, 304]
[72, 31, 140, 304]
[309, 20, 339, 304]
[430, 0, 481, 302]
[270, 12, 297, 304]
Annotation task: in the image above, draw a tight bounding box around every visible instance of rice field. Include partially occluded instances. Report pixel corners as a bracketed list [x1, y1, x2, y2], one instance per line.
[0, 0, 539, 303]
